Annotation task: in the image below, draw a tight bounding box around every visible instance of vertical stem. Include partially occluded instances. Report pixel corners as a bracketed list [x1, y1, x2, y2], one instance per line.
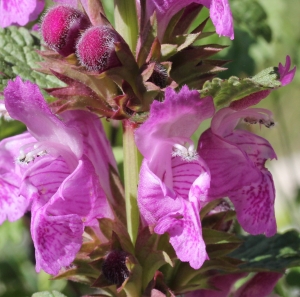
[114, 0, 138, 52]
[122, 120, 141, 244]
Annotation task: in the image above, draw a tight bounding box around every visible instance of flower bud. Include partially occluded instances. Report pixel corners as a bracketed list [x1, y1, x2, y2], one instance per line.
[41, 5, 91, 57]
[76, 26, 122, 73]
[147, 63, 168, 88]
[102, 250, 129, 287]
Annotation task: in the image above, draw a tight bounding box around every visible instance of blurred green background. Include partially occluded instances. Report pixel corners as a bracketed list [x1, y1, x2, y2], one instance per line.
[0, 0, 299, 296]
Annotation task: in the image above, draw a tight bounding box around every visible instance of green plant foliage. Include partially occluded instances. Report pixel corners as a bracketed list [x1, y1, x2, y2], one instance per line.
[231, 0, 272, 42]
[229, 230, 300, 272]
[32, 291, 67, 297]
[201, 66, 281, 107]
[0, 26, 64, 92]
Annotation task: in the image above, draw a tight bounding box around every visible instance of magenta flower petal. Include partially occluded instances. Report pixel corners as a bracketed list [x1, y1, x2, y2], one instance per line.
[198, 107, 277, 236]
[4, 77, 83, 160]
[230, 171, 276, 237]
[0, 173, 28, 224]
[146, 0, 234, 40]
[3, 78, 115, 274]
[198, 129, 259, 198]
[0, 0, 44, 28]
[20, 156, 71, 207]
[233, 272, 282, 297]
[136, 86, 213, 268]
[32, 210, 83, 275]
[47, 157, 114, 224]
[278, 55, 296, 86]
[138, 159, 208, 269]
[61, 110, 118, 202]
[210, 0, 234, 39]
[155, 200, 207, 269]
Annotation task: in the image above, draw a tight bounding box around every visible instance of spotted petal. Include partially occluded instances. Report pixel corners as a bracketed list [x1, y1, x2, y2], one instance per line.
[155, 200, 207, 269]
[135, 86, 214, 161]
[229, 170, 276, 237]
[32, 210, 83, 275]
[0, 173, 28, 224]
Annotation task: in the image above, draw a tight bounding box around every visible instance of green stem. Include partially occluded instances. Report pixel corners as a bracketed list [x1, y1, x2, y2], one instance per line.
[114, 0, 138, 52]
[122, 120, 141, 244]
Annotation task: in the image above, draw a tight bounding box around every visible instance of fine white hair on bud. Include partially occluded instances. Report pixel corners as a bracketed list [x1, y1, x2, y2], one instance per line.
[41, 5, 90, 57]
[76, 25, 122, 73]
[172, 143, 198, 162]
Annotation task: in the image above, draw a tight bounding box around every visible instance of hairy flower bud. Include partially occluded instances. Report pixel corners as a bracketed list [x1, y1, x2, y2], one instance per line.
[147, 63, 168, 88]
[102, 250, 130, 287]
[41, 5, 90, 57]
[76, 26, 122, 73]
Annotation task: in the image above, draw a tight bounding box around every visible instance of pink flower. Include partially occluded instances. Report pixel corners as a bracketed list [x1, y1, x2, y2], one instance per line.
[198, 107, 277, 236]
[135, 86, 215, 269]
[146, 0, 234, 40]
[2, 77, 116, 274]
[0, 0, 44, 28]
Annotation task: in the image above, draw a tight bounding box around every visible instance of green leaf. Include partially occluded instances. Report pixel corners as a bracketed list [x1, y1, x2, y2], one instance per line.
[32, 291, 67, 297]
[231, 0, 272, 42]
[229, 230, 300, 272]
[0, 26, 64, 92]
[201, 66, 281, 107]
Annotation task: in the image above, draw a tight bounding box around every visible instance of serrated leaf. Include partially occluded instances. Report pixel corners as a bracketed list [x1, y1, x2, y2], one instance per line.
[0, 26, 64, 92]
[201, 66, 281, 107]
[229, 230, 300, 272]
[32, 291, 67, 297]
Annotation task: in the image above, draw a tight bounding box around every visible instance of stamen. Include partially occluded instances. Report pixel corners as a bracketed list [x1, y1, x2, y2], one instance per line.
[244, 116, 275, 128]
[17, 140, 78, 171]
[172, 143, 198, 162]
[18, 142, 48, 164]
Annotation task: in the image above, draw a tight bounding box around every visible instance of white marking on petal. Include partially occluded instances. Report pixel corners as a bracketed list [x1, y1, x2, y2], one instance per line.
[17, 142, 48, 164]
[172, 143, 199, 162]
